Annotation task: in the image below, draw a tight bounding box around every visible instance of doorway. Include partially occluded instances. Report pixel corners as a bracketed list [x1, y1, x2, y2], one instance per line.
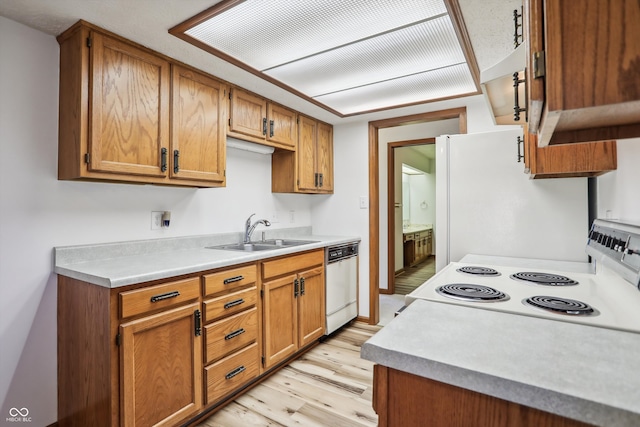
[367, 108, 468, 326]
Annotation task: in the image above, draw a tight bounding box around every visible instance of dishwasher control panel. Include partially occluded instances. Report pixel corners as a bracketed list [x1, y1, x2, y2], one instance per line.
[327, 243, 359, 263]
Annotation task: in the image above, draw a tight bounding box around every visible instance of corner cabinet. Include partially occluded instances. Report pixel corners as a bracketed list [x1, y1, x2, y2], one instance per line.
[57, 21, 227, 187]
[261, 249, 326, 369]
[524, 0, 640, 146]
[228, 87, 297, 150]
[272, 116, 334, 194]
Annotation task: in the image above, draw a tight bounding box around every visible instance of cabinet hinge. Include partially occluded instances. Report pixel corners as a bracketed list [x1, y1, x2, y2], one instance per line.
[86, 37, 92, 48]
[533, 50, 546, 78]
[229, 118, 231, 126]
[115, 333, 120, 346]
[260, 289, 263, 298]
[229, 90, 232, 100]
[84, 153, 90, 164]
[261, 356, 265, 366]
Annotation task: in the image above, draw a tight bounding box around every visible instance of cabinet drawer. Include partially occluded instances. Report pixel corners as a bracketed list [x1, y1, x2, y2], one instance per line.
[204, 287, 257, 322]
[261, 249, 324, 280]
[119, 277, 200, 319]
[203, 264, 257, 296]
[204, 307, 258, 364]
[205, 342, 259, 405]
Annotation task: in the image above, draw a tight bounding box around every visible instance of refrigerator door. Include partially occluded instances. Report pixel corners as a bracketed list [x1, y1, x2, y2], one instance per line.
[435, 129, 588, 271]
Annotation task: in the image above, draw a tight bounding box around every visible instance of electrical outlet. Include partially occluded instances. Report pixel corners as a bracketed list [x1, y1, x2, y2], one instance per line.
[271, 212, 280, 223]
[151, 211, 163, 230]
[289, 210, 295, 223]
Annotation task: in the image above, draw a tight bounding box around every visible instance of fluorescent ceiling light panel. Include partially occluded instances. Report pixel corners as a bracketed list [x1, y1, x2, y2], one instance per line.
[176, 0, 479, 116]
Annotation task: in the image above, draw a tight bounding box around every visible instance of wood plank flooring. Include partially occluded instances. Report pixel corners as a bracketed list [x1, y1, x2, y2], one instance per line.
[196, 323, 381, 427]
[394, 256, 436, 295]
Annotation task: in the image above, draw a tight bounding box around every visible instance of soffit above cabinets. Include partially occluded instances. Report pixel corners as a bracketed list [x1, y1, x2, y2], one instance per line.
[170, 0, 481, 117]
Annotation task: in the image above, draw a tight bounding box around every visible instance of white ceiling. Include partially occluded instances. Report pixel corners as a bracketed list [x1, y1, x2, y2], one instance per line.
[0, 0, 521, 124]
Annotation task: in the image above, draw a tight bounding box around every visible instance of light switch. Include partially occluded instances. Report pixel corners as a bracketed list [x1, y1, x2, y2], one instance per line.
[359, 196, 368, 209]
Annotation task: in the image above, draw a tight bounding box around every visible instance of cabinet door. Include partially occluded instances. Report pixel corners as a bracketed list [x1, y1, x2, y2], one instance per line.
[171, 65, 227, 184]
[229, 88, 267, 140]
[89, 32, 170, 177]
[262, 274, 298, 369]
[267, 103, 297, 148]
[316, 121, 334, 192]
[120, 302, 202, 427]
[297, 266, 326, 348]
[297, 115, 318, 192]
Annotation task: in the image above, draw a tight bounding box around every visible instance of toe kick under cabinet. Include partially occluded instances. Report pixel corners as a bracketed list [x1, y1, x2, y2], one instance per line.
[57, 250, 326, 427]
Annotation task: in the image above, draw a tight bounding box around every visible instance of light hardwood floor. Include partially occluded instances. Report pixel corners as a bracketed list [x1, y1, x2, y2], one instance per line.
[196, 323, 381, 427]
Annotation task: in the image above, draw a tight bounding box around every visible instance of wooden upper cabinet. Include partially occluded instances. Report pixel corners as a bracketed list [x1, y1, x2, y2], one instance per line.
[89, 29, 170, 178]
[171, 65, 227, 185]
[57, 21, 227, 187]
[228, 87, 297, 150]
[272, 115, 334, 194]
[525, 0, 640, 146]
[523, 130, 617, 179]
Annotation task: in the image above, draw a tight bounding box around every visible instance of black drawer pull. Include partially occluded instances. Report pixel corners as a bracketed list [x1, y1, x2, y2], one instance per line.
[224, 328, 246, 341]
[223, 275, 244, 285]
[150, 291, 180, 303]
[224, 298, 245, 309]
[225, 365, 246, 380]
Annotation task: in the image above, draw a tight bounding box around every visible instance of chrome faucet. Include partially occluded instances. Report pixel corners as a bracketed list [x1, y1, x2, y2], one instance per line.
[244, 213, 271, 243]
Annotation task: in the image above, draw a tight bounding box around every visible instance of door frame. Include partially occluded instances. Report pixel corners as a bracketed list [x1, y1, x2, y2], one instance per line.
[367, 108, 467, 325]
[384, 137, 436, 295]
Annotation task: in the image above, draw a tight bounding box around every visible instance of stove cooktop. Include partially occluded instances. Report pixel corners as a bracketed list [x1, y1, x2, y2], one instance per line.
[406, 260, 640, 334]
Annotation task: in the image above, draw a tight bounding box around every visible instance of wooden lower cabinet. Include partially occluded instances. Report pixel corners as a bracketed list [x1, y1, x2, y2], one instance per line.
[261, 249, 326, 369]
[120, 302, 202, 427]
[58, 253, 326, 426]
[373, 365, 595, 427]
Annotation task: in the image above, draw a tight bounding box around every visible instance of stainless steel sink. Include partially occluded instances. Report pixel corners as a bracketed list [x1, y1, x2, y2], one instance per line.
[206, 239, 318, 252]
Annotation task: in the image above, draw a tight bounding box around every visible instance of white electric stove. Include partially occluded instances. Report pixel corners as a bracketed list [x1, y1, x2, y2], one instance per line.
[406, 219, 640, 334]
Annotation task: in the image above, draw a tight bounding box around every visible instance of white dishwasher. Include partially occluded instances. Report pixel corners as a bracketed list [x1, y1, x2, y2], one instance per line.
[325, 242, 359, 335]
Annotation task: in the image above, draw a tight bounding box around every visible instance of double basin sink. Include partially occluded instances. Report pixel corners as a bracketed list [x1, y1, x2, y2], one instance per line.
[207, 239, 318, 252]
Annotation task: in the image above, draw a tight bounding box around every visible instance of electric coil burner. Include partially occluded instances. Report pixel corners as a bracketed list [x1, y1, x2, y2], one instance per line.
[524, 296, 596, 316]
[510, 272, 578, 286]
[436, 284, 509, 302]
[456, 266, 501, 276]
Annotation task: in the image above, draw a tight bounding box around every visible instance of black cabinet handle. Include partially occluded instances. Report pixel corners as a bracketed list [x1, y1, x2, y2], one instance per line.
[300, 277, 305, 295]
[262, 118, 267, 135]
[294, 278, 299, 298]
[225, 365, 246, 380]
[173, 150, 180, 173]
[512, 72, 527, 121]
[269, 120, 274, 137]
[150, 291, 180, 303]
[223, 275, 244, 285]
[194, 309, 202, 337]
[517, 136, 524, 163]
[314, 173, 318, 187]
[319, 173, 324, 188]
[224, 328, 246, 341]
[224, 298, 245, 309]
[513, 8, 523, 48]
[160, 148, 167, 172]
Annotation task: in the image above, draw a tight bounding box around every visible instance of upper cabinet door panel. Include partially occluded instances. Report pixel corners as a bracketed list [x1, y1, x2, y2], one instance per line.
[296, 116, 318, 192]
[89, 32, 170, 176]
[171, 65, 227, 184]
[229, 89, 267, 140]
[267, 104, 297, 148]
[316, 122, 334, 192]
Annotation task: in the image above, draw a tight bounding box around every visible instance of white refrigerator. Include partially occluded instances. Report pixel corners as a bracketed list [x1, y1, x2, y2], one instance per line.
[434, 128, 589, 272]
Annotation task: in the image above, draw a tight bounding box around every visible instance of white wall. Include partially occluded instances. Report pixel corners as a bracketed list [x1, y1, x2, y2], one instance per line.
[0, 17, 314, 425]
[597, 138, 640, 223]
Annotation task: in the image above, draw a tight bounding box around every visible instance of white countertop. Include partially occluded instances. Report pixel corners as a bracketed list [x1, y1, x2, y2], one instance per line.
[54, 228, 360, 288]
[361, 299, 640, 427]
[403, 224, 433, 234]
